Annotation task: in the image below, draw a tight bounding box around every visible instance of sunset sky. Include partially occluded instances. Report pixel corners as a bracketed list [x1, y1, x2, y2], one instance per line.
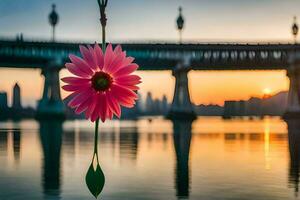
[0, 0, 296, 107]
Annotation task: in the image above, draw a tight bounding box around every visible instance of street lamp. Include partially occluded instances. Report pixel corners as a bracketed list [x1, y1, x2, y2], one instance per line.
[292, 16, 298, 44]
[176, 7, 184, 44]
[49, 4, 59, 42]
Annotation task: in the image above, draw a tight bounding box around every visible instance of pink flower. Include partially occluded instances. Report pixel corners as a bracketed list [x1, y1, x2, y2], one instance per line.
[62, 43, 141, 122]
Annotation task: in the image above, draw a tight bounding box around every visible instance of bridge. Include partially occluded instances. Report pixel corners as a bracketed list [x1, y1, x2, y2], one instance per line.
[1, 39, 300, 119]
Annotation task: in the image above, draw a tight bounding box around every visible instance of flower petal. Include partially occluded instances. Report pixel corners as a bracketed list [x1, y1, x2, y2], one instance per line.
[123, 57, 134, 66]
[103, 44, 114, 72]
[61, 77, 90, 85]
[121, 85, 140, 91]
[68, 88, 93, 108]
[69, 54, 94, 76]
[62, 84, 90, 92]
[87, 45, 99, 70]
[86, 92, 109, 122]
[107, 109, 113, 120]
[75, 96, 93, 114]
[85, 94, 97, 121]
[110, 84, 137, 108]
[106, 92, 121, 118]
[114, 45, 122, 55]
[94, 43, 104, 70]
[97, 93, 108, 122]
[112, 84, 138, 99]
[115, 75, 141, 85]
[79, 45, 97, 69]
[113, 64, 139, 77]
[65, 63, 89, 78]
[106, 54, 125, 74]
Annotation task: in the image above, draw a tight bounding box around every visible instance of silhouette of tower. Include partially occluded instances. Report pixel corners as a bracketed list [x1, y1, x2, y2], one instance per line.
[12, 83, 22, 109]
[172, 120, 193, 199]
[145, 92, 154, 114]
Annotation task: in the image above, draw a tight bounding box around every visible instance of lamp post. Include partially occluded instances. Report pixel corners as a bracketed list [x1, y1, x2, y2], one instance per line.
[49, 4, 59, 42]
[176, 7, 184, 44]
[292, 16, 298, 44]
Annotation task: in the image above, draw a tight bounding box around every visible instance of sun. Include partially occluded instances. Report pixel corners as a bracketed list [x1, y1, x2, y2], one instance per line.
[263, 88, 272, 95]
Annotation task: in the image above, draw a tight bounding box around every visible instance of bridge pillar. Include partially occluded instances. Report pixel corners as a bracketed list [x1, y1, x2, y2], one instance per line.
[36, 66, 65, 119]
[284, 54, 300, 119]
[167, 61, 197, 120]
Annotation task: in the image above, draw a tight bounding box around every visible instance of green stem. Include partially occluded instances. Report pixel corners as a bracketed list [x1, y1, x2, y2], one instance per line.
[94, 119, 100, 157]
[102, 26, 106, 52]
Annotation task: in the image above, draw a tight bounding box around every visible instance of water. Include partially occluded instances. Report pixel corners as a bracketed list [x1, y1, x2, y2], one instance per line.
[0, 117, 299, 200]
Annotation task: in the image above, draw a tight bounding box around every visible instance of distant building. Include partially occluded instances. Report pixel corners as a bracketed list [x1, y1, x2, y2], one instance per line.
[136, 93, 143, 113]
[221, 92, 288, 118]
[237, 100, 246, 116]
[246, 97, 262, 116]
[161, 95, 169, 114]
[223, 101, 238, 118]
[12, 83, 22, 109]
[195, 104, 223, 116]
[153, 99, 161, 114]
[223, 100, 251, 118]
[145, 92, 154, 114]
[0, 92, 8, 111]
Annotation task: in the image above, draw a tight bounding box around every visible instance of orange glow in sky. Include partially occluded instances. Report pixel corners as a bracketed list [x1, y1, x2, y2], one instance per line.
[0, 68, 289, 107]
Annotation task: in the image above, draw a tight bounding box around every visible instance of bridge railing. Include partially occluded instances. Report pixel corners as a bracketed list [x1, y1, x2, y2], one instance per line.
[0, 39, 299, 69]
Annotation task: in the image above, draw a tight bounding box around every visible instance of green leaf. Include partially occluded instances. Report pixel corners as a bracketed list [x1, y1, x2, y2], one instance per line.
[85, 159, 105, 198]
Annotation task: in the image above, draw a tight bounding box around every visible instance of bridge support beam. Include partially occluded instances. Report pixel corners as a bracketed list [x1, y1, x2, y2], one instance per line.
[284, 55, 300, 119]
[36, 67, 65, 119]
[167, 63, 196, 120]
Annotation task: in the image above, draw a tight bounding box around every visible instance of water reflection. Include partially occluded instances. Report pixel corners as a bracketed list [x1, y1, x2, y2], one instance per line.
[63, 127, 75, 156]
[13, 129, 21, 163]
[286, 119, 300, 197]
[0, 129, 8, 156]
[119, 125, 139, 161]
[2, 117, 300, 200]
[172, 120, 193, 199]
[39, 120, 63, 199]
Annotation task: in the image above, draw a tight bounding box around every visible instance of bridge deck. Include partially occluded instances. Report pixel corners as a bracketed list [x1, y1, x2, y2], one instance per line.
[1, 40, 299, 70]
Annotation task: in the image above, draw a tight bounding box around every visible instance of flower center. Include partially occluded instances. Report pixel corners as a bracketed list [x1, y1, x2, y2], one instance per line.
[91, 71, 113, 92]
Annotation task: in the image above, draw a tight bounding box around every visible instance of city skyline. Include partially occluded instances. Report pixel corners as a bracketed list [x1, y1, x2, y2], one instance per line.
[0, 81, 289, 121]
[0, 80, 288, 112]
[0, 69, 289, 107]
